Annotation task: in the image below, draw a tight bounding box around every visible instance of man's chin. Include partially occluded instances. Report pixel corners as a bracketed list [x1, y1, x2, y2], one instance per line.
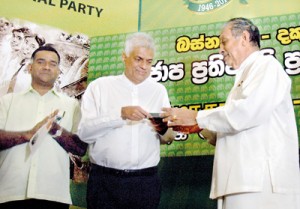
[224, 59, 234, 69]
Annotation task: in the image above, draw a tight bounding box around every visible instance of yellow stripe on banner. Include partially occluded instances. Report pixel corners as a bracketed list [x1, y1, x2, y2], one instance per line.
[293, 99, 300, 105]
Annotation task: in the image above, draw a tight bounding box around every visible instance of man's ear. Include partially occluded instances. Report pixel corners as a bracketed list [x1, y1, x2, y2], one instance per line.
[121, 52, 126, 62]
[55, 67, 61, 78]
[241, 30, 250, 46]
[27, 63, 32, 74]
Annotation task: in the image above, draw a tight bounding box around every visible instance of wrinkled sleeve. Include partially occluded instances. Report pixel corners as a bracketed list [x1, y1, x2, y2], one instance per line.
[197, 56, 289, 134]
[78, 81, 125, 144]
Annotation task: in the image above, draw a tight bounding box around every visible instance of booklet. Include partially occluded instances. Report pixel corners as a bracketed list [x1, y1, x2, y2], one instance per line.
[29, 123, 49, 156]
[149, 112, 165, 119]
[28, 110, 65, 155]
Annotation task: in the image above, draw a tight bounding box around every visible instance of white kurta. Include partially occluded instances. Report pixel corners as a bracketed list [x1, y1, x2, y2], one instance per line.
[197, 51, 300, 199]
[78, 74, 171, 170]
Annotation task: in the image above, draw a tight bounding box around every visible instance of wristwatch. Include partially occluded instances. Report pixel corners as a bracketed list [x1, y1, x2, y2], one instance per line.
[51, 127, 63, 138]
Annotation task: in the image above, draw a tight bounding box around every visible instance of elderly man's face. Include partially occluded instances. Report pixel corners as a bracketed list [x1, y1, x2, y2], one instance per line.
[219, 24, 243, 69]
[122, 46, 154, 84]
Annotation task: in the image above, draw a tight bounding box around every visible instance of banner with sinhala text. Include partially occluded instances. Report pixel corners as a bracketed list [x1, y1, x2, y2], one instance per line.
[88, 0, 300, 157]
[0, 1, 299, 208]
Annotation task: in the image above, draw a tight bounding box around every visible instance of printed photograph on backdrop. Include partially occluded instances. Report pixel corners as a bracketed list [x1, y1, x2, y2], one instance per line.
[0, 16, 90, 183]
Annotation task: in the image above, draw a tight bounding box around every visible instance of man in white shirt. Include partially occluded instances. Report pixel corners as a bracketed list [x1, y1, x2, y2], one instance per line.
[0, 45, 87, 209]
[78, 32, 176, 209]
[162, 17, 300, 209]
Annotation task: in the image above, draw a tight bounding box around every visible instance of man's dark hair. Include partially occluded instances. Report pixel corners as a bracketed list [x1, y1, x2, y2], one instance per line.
[12, 27, 31, 36]
[31, 44, 61, 63]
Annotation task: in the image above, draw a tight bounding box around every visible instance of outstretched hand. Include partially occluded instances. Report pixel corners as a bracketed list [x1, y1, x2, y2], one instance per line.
[161, 107, 198, 126]
[148, 117, 168, 135]
[160, 107, 202, 134]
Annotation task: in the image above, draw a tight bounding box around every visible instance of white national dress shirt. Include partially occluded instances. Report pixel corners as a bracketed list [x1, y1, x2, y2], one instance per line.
[0, 87, 81, 204]
[78, 74, 171, 170]
[197, 51, 300, 199]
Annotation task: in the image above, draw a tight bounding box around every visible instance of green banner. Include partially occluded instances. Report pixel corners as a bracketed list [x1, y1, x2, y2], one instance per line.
[88, 13, 300, 157]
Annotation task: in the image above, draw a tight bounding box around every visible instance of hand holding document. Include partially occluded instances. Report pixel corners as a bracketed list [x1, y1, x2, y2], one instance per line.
[148, 113, 168, 135]
[158, 108, 202, 134]
[29, 110, 65, 155]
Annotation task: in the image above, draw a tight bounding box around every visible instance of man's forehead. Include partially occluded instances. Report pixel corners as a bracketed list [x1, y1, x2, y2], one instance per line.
[131, 47, 154, 57]
[35, 51, 59, 61]
[219, 25, 232, 38]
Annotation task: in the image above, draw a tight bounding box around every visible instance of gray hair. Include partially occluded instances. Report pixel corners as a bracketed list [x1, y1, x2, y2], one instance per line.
[225, 17, 260, 48]
[124, 32, 155, 56]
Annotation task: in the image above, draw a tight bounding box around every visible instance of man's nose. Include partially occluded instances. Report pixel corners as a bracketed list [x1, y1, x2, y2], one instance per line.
[42, 62, 52, 69]
[140, 60, 149, 69]
[219, 45, 224, 55]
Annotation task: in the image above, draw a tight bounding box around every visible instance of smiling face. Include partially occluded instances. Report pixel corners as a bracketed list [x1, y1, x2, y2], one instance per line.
[28, 50, 60, 89]
[122, 46, 154, 84]
[219, 24, 244, 69]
